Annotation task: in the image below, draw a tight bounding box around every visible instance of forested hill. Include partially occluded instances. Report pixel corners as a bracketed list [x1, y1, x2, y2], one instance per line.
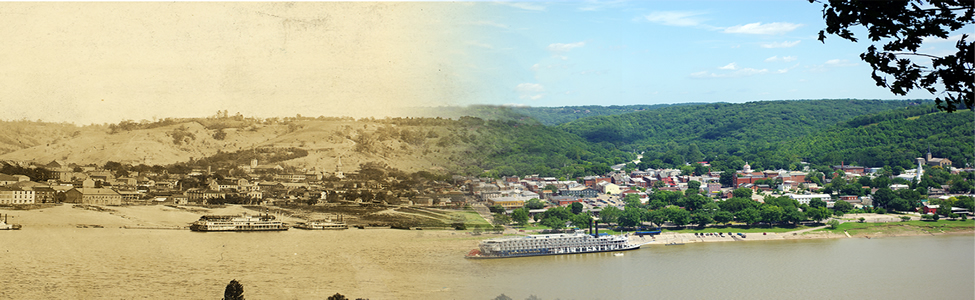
[507, 103, 703, 125]
[403, 103, 700, 125]
[557, 99, 929, 170]
[783, 106, 973, 169]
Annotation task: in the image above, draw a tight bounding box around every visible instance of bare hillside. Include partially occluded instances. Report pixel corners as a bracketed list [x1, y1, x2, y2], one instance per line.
[0, 118, 467, 173]
[0, 120, 97, 154]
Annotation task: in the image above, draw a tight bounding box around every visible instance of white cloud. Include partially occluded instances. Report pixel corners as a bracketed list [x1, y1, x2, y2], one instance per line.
[761, 40, 801, 48]
[825, 59, 858, 67]
[691, 67, 770, 78]
[922, 34, 967, 43]
[516, 83, 546, 100]
[719, 62, 738, 70]
[643, 11, 707, 27]
[516, 83, 545, 93]
[496, 2, 546, 11]
[548, 42, 586, 52]
[724, 22, 802, 35]
[578, 0, 628, 12]
[765, 56, 798, 62]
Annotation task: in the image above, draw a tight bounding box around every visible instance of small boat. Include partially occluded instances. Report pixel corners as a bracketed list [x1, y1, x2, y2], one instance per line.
[665, 242, 684, 246]
[613, 252, 624, 257]
[0, 214, 21, 230]
[293, 219, 348, 230]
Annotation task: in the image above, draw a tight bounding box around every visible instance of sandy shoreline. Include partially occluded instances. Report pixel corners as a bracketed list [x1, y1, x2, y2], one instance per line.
[0, 204, 313, 229]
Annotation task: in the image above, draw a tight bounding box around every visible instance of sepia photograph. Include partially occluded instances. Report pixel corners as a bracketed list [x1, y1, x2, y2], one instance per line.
[0, 1, 972, 299]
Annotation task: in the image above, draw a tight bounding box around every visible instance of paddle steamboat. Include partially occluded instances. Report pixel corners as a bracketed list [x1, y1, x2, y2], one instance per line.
[467, 224, 640, 259]
[189, 212, 288, 232]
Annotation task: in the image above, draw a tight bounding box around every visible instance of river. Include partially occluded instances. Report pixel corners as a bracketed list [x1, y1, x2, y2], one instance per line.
[0, 228, 971, 299]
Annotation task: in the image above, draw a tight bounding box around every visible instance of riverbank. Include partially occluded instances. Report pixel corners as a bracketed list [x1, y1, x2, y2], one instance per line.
[628, 220, 973, 246]
[0, 204, 311, 229]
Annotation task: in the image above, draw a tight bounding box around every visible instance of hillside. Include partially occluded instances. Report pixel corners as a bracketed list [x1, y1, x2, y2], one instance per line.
[0, 120, 99, 154]
[1, 99, 961, 177]
[783, 106, 973, 169]
[0, 117, 468, 173]
[401, 104, 700, 125]
[557, 99, 928, 170]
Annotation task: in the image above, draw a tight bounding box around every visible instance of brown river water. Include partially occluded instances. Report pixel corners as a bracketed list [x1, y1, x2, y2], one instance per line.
[0, 228, 971, 299]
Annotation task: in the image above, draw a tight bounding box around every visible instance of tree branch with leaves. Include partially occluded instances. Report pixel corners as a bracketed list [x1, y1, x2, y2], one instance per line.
[812, 0, 973, 111]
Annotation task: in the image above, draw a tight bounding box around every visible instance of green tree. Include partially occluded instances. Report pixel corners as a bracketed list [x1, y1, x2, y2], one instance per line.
[826, 219, 840, 229]
[720, 172, 735, 188]
[809, 198, 827, 209]
[623, 193, 642, 208]
[811, 0, 974, 111]
[687, 180, 702, 191]
[682, 193, 710, 211]
[570, 202, 584, 215]
[647, 209, 667, 227]
[570, 212, 594, 229]
[691, 212, 713, 228]
[541, 216, 567, 230]
[732, 187, 753, 199]
[600, 206, 622, 225]
[833, 200, 853, 213]
[511, 207, 530, 225]
[665, 206, 692, 227]
[720, 197, 759, 213]
[782, 206, 806, 225]
[735, 208, 762, 226]
[806, 206, 830, 224]
[760, 205, 784, 226]
[872, 187, 897, 209]
[618, 206, 646, 228]
[493, 213, 511, 226]
[525, 198, 546, 209]
[713, 211, 734, 225]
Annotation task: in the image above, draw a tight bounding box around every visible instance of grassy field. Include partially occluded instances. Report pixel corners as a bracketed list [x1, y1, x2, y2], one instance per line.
[818, 219, 974, 236]
[447, 209, 491, 227]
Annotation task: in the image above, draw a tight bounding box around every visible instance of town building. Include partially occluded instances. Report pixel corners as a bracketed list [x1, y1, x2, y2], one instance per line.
[0, 186, 35, 205]
[65, 188, 122, 205]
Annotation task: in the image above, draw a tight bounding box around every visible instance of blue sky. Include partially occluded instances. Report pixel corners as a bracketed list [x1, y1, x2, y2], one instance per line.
[454, 1, 969, 108]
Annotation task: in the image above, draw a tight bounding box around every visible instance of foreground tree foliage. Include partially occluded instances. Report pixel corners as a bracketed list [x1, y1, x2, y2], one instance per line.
[812, 0, 974, 111]
[222, 279, 244, 300]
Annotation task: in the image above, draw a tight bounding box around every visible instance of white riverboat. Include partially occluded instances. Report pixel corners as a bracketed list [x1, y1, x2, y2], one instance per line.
[467, 231, 640, 259]
[293, 219, 348, 230]
[189, 213, 288, 232]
